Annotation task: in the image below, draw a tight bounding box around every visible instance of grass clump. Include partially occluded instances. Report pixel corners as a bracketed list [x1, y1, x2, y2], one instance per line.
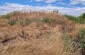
[42, 18, 56, 24]
[25, 19, 32, 25]
[2, 14, 11, 19]
[8, 19, 17, 26]
[62, 26, 85, 55]
[76, 28, 85, 55]
[61, 25, 81, 54]
[19, 19, 32, 26]
[77, 28, 85, 49]
[62, 33, 77, 53]
[2, 11, 20, 20]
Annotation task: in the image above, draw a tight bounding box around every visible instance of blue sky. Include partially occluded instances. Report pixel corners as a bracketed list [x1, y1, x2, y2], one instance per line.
[0, 0, 85, 16]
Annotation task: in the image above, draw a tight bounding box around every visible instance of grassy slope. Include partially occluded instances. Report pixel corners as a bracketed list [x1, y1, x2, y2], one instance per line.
[0, 11, 84, 55]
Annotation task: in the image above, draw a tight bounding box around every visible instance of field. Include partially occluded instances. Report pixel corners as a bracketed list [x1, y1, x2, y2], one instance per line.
[0, 11, 85, 55]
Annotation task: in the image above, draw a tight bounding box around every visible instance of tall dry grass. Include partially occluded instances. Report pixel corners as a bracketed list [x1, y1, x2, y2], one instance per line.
[0, 11, 84, 55]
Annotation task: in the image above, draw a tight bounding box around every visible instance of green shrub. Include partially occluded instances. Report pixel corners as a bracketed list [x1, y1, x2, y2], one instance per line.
[62, 28, 85, 54]
[62, 33, 77, 53]
[76, 28, 85, 55]
[64, 14, 85, 24]
[2, 11, 20, 19]
[79, 13, 85, 19]
[77, 28, 85, 48]
[42, 18, 56, 23]
[2, 14, 10, 19]
[77, 18, 85, 24]
[64, 14, 77, 20]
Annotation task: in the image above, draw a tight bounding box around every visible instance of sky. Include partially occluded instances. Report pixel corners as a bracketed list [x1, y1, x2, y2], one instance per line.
[0, 0, 85, 16]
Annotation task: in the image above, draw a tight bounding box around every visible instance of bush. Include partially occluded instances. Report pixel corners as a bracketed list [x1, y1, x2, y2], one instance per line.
[77, 28, 85, 48]
[79, 13, 85, 19]
[64, 14, 77, 20]
[2, 11, 20, 20]
[64, 14, 85, 24]
[62, 28, 85, 55]
[77, 28, 85, 55]
[62, 33, 77, 53]
[42, 18, 56, 24]
[2, 14, 10, 19]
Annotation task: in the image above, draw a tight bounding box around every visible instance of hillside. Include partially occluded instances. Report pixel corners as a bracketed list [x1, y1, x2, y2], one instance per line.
[0, 11, 85, 55]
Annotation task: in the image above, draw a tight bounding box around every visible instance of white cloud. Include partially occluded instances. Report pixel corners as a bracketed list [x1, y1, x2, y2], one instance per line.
[0, 3, 85, 16]
[0, 3, 32, 15]
[70, 0, 85, 5]
[27, 0, 85, 5]
[34, 0, 61, 3]
[57, 2, 66, 5]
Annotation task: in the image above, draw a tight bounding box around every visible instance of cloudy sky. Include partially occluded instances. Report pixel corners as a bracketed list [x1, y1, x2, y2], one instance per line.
[0, 0, 85, 16]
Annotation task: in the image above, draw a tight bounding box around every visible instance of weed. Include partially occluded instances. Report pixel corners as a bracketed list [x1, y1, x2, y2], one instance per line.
[42, 18, 56, 24]
[77, 28, 85, 48]
[73, 28, 85, 55]
[62, 33, 77, 53]
[19, 19, 32, 26]
[25, 19, 32, 25]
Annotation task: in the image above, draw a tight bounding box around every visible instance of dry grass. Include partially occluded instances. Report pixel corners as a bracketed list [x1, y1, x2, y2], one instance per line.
[0, 11, 84, 55]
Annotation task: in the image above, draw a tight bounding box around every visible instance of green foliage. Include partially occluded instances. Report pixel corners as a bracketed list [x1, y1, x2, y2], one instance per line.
[77, 18, 85, 24]
[64, 14, 85, 24]
[77, 28, 85, 49]
[79, 13, 85, 19]
[2, 11, 20, 20]
[62, 33, 77, 53]
[2, 14, 10, 19]
[62, 22, 85, 54]
[64, 14, 77, 20]
[42, 18, 56, 24]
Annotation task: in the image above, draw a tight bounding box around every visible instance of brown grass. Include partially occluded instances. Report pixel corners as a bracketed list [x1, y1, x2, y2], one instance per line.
[0, 11, 84, 55]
